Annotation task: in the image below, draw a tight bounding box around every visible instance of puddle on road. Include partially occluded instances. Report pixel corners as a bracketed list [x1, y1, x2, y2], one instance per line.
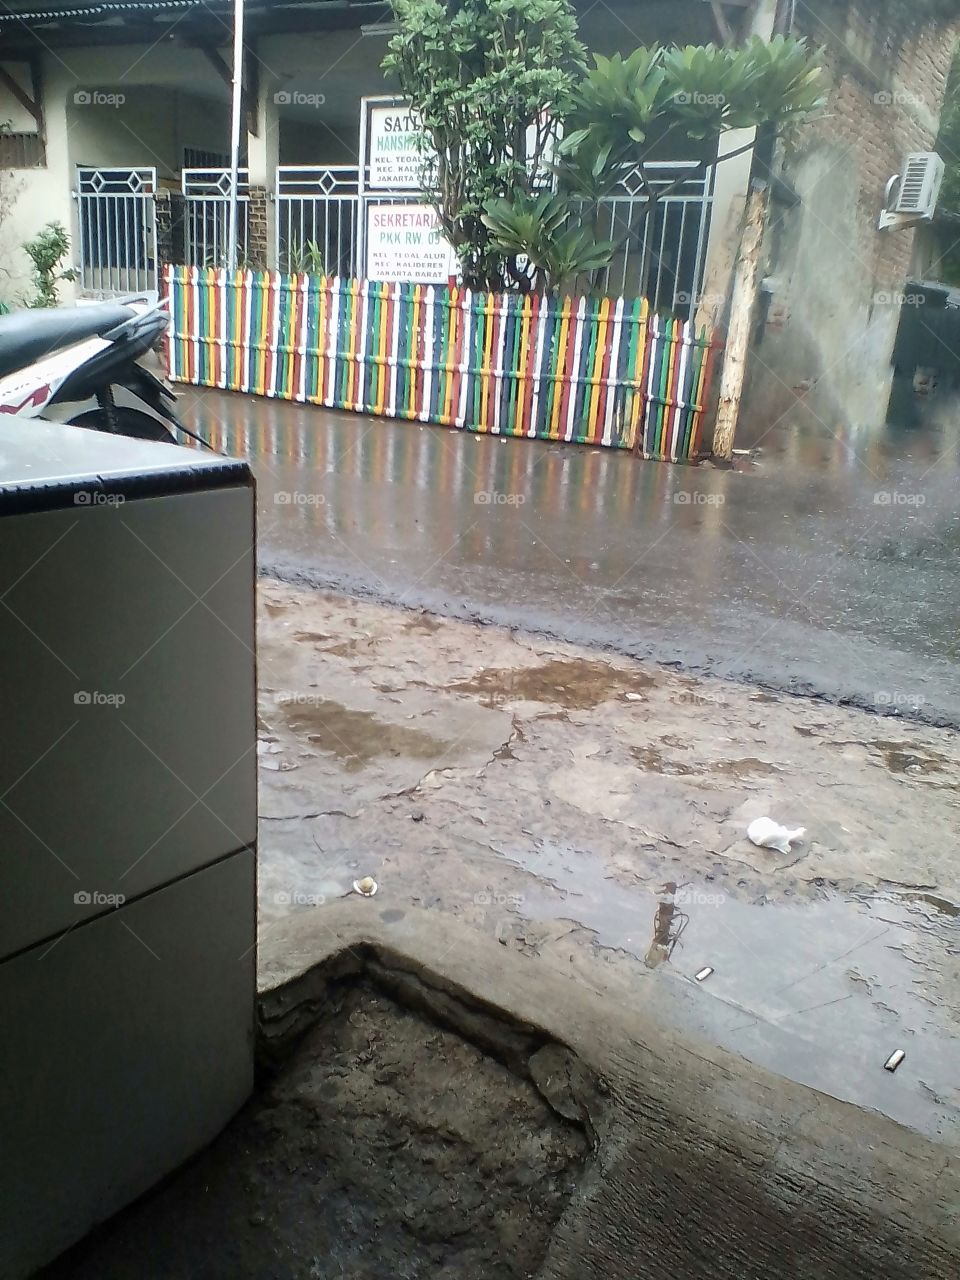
[491, 839, 954, 1046]
[869, 740, 952, 777]
[281, 699, 453, 772]
[893, 891, 960, 919]
[630, 746, 698, 776]
[450, 659, 656, 710]
[630, 746, 780, 779]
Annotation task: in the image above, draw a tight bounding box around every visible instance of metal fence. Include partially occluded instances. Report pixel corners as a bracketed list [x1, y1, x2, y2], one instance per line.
[276, 166, 362, 276]
[75, 166, 158, 296]
[182, 168, 250, 269]
[272, 161, 712, 317]
[587, 162, 714, 314]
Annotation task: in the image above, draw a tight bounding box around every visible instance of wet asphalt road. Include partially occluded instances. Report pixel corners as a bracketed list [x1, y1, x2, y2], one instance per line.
[180, 383, 960, 726]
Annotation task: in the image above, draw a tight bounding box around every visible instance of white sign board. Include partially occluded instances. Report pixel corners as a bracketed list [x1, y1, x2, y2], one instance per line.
[368, 105, 429, 190]
[365, 204, 458, 283]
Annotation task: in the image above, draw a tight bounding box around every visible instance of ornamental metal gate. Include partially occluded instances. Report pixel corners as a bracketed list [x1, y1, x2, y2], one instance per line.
[276, 166, 362, 277]
[182, 168, 250, 269]
[272, 161, 713, 318]
[75, 166, 158, 297]
[587, 162, 715, 313]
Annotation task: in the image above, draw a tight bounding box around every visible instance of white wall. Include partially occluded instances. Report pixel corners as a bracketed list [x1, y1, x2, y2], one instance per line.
[1, 46, 230, 304]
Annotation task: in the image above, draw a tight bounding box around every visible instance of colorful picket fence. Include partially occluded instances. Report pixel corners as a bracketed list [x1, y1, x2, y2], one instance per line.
[165, 266, 719, 461]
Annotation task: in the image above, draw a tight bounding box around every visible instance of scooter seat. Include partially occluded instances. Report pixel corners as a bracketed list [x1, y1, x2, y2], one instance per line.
[0, 303, 137, 380]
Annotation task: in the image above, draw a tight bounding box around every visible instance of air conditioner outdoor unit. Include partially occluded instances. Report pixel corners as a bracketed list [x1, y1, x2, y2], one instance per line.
[880, 152, 945, 230]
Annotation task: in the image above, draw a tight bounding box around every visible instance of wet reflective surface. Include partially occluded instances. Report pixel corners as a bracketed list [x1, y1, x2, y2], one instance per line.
[181, 382, 960, 725]
[255, 582, 960, 1144]
[504, 836, 959, 1131]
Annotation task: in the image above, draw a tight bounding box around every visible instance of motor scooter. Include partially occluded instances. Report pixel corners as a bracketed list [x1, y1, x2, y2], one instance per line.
[0, 300, 204, 444]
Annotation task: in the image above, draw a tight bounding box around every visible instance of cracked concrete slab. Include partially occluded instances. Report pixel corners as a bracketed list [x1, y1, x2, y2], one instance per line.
[256, 578, 960, 1145]
[256, 900, 960, 1279]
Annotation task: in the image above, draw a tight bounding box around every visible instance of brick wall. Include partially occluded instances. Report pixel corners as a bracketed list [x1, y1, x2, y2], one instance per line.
[247, 185, 269, 269]
[743, 0, 959, 432]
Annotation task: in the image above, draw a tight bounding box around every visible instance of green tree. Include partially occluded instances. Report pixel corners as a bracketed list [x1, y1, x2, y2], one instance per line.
[384, 0, 585, 289]
[532, 37, 823, 291]
[22, 221, 76, 308]
[387, 3, 823, 293]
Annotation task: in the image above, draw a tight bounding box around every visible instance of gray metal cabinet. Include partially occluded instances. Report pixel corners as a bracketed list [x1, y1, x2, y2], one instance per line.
[0, 420, 257, 1278]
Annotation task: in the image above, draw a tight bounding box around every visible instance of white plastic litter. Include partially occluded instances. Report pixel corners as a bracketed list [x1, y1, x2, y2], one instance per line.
[747, 817, 806, 855]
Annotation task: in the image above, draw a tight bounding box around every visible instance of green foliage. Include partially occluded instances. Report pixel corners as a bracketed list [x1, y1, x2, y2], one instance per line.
[561, 48, 667, 154]
[550, 134, 622, 201]
[482, 191, 614, 289]
[563, 38, 825, 166]
[288, 239, 327, 275]
[387, 0, 824, 294]
[22, 221, 76, 308]
[385, 0, 585, 288]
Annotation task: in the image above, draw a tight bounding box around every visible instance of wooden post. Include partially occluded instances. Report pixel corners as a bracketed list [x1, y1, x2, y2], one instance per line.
[712, 177, 769, 459]
[709, 0, 783, 459]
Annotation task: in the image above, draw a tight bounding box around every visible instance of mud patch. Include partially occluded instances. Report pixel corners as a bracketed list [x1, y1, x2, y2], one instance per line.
[43, 984, 588, 1280]
[869, 740, 952, 777]
[450, 658, 655, 710]
[630, 745, 698, 776]
[630, 747, 778, 779]
[282, 699, 452, 772]
[901, 892, 960, 919]
[710, 757, 781, 779]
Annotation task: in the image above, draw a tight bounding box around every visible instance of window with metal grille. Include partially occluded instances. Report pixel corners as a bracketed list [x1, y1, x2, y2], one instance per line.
[183, 146, 230, 171]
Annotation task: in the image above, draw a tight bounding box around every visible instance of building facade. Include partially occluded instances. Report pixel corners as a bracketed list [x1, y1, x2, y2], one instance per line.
[742, 0, 959, 431]
[2, 0, 956, 436]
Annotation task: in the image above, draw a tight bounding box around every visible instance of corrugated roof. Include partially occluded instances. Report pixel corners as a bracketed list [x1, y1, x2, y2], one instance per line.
[0, 0, 222, 22]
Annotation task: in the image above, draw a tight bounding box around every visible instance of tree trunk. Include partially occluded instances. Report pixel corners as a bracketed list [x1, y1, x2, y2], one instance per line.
[712, 178, 768, 460]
